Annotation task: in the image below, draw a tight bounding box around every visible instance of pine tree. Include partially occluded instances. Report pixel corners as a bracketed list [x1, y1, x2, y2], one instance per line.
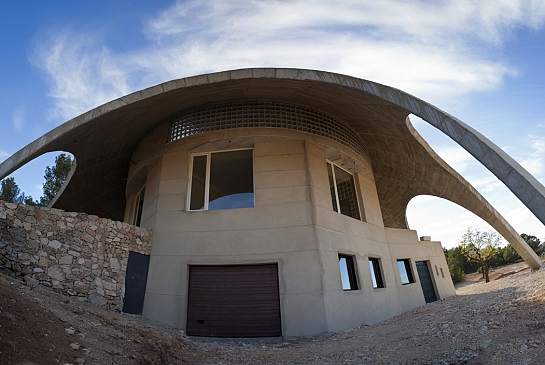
[39, 153, 73, 206]
[0, 177, 21, 203]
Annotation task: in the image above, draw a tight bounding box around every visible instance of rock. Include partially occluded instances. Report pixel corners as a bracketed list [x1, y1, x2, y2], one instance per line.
[47, 265, 66, 281]
[110, 257, 121, 271]
[89, 293, 108, 306]
[81, 232, 94, 243]
[65, 327, 76, 335]
[59, 255, 73, 265]
[24, 275, 39, 287]
[38, 256, 49, 267]
[70, 342, 80, 350]
[103, 281, 117, 291]
[48, 240, 62, 249]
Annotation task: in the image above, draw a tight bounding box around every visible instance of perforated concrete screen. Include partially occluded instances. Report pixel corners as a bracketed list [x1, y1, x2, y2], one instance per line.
[167, 101, 370, 162]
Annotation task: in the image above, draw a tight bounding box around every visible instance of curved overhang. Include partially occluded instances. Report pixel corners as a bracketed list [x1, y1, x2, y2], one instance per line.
[0, 68, 542, 268]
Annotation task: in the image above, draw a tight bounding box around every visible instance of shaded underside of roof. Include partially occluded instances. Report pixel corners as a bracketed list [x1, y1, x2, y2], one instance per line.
[0, 68, 542, 269]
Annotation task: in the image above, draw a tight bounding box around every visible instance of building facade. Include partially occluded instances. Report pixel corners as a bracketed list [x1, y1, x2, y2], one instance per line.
[0, 68, 542, 337]
[124, 101, 455, 337]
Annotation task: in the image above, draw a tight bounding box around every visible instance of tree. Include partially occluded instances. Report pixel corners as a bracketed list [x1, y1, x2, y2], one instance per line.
[520, 233, 543, 256]
[459, 227, 501, 283]
[0, 177, 21, 203]
[40, 153, 73, 206]
[501, 245, 521, 264]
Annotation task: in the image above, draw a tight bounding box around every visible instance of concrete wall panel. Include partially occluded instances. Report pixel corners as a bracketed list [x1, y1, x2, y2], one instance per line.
[255, 186, 309, 206]
[280, 293, 328, 337]
[155, 203, 312, 232]
[142, 293, 186, 328]
[255, 154, 306, 172]
[254, 170, 307, 189]
[150, 226, 317, 256]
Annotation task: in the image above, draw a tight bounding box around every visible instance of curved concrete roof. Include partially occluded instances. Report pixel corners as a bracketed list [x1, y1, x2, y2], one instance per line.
[0, 68, 542, 268]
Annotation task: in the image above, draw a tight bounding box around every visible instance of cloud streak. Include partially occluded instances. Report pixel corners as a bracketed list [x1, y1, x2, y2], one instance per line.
[31, 0, 545, 122]
[31, 31, 131, 122]
[12, 106, 25, 131]
[519, 135, 545, 177]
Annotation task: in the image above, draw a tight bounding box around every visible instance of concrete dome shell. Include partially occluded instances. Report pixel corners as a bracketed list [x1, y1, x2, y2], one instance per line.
[0, 68, 542, 268]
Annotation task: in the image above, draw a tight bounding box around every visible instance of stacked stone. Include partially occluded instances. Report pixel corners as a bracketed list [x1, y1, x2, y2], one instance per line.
[0, 201, 152, 310]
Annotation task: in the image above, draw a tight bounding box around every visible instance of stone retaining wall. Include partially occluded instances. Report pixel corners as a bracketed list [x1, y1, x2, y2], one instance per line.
[0, 201, 152, 310]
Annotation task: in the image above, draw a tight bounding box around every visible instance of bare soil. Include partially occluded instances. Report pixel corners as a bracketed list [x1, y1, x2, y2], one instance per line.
[1, 261, 545, 364]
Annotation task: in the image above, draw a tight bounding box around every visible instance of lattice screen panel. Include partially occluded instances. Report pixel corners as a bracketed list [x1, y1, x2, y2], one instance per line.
[167, 102, 369, 161]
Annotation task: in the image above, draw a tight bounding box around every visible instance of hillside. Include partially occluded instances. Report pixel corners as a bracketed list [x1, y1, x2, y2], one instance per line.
[1, 262, 544, 364]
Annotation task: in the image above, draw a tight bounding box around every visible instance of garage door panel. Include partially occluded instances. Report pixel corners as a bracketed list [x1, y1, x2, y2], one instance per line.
[187, 264, 281, 337]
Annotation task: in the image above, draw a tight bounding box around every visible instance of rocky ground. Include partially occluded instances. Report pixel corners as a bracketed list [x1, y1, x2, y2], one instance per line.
[1, 261, 545, 364]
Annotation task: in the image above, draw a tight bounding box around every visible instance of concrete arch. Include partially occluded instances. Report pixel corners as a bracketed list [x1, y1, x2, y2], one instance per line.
[0, 68, 542, 268]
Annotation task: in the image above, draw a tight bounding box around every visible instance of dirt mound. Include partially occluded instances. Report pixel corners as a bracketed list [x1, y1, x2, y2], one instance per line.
[0, 274, 77, 364]
[0, 270, 210, 364]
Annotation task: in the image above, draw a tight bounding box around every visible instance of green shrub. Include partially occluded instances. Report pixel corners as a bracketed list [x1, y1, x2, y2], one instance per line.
[448, 264, 465, 283]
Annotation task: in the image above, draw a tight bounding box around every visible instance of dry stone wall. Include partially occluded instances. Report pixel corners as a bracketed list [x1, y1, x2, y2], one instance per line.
[0, 201, 152, 310]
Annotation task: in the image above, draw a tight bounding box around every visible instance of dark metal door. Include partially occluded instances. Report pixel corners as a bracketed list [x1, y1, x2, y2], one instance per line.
[416, 261, 437, 303]
[122, 252, 150, 315]
[187, 264, 282, 337]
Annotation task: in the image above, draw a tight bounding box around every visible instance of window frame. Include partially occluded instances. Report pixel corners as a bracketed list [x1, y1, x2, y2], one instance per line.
[338, 254, 359, 291]
[326, 160, 362, 220]
[368, 257, 385, 289]
[397, 259, 415, 285]
[132, 186, 145, 227]
[187, 148, 255, 211]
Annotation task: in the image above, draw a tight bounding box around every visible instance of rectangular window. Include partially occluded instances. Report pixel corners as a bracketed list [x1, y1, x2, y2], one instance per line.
[133, 186, 145, 227]
[369, 258, 384, 288]
[338, 255, 358, 290]
[327, 161, 361, 220]
[397, 259, 415, 285]
[189, 150, 254, 211]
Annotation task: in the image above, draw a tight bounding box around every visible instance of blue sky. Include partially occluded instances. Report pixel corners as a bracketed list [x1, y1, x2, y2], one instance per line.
[1, 0, 545, 248]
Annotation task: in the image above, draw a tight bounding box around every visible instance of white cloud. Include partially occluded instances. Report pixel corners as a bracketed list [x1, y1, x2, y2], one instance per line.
[466, 176, 504, 193]
[32, 0, 545, 122]
[519, 135, 545, 176]
[12, 106, 24, 130]
[434, 146, 474, 172]
[31, 31, 131, 122]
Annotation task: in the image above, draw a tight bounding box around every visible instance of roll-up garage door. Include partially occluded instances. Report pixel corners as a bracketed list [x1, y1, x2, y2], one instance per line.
[187, 264, 281, 337]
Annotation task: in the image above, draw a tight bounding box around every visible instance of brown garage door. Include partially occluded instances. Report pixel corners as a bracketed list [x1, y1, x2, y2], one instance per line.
[187, 264, 281, 337]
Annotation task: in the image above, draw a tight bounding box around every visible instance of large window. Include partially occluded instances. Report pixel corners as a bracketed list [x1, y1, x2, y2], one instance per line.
[338, 255, 358, 290]
[397, 259, 415, 285]
[327, 162, 361, 220]
[369, 258, 385, 288]
[189, 150, 254, 211]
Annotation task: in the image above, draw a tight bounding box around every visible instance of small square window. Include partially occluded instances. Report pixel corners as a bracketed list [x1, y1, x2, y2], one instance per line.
[369, 258, 384, 288]
[339, 255, 358, 290]
[397, 259, 415, 285]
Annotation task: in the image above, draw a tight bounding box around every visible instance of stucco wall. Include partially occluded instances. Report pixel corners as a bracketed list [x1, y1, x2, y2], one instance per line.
[139, 139, 329, 335]
[306, 142, 454, 333]
[0, 201, 152, 310]
[127, 136, 455, 337]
